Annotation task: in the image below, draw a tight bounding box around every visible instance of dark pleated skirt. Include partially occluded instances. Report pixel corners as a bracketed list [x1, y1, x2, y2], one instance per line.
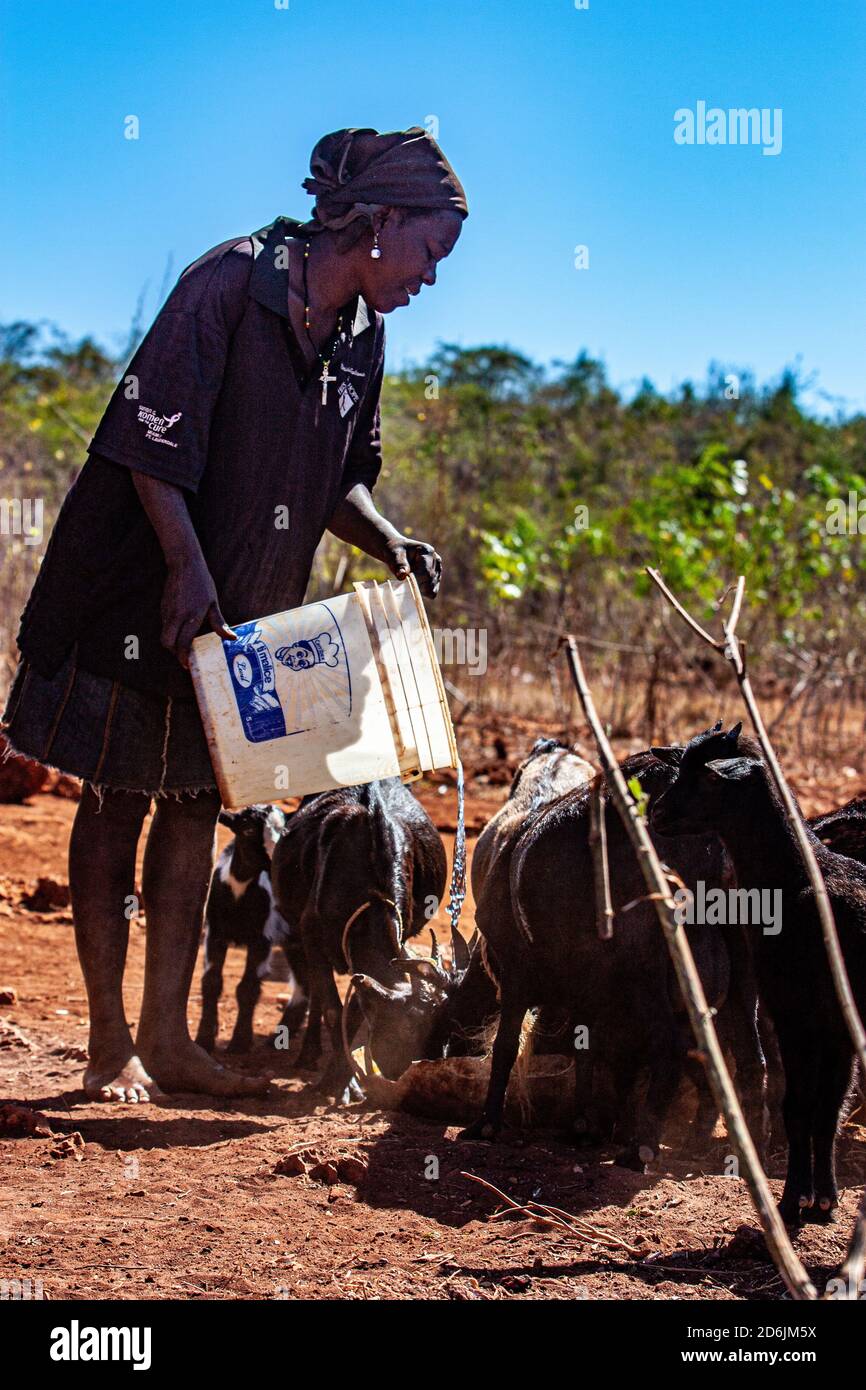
[1, 652, 217, 797]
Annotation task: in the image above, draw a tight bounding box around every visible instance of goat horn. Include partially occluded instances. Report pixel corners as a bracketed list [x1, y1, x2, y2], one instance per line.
[340, 976, 369, 1090]
[429, 929, 440, 964]
[374, 893, 406, 959]
[450, 923, 470, 973]
[341, 901, 372, 974]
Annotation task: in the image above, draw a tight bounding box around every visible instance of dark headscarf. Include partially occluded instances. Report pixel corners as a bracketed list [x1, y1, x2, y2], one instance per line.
[296, 126, 468, 238]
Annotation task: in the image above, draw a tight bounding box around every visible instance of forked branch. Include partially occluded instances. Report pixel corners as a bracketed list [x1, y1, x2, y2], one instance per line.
[559, 633, 816, 1302]
[646, 566, 866, 1295]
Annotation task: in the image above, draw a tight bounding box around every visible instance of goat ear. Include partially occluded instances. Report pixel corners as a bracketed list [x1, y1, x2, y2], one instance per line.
[263, 806, 286, 849]
[705, 756, 757, 782]
[218, 810, 239, 830]
[651, 745, 684, 767]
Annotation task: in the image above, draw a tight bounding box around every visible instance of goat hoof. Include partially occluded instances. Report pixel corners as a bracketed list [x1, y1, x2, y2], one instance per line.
[614, 1144, 653, 1172]
[457, 1119, 497, 1142]
[314, 1063, 359, 1103]
[812, 1196, 838, 1223]
[566, 1128, 598, 1149]
[565, 1117, 600, 1147]
[777, 1194, 807, 1226]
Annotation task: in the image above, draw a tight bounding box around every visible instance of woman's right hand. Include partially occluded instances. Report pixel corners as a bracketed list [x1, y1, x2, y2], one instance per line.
[161, 557, 238, 669]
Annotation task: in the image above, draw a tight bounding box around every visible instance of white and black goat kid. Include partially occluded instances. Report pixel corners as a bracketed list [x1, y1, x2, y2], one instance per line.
[195, 805, 306, 1054]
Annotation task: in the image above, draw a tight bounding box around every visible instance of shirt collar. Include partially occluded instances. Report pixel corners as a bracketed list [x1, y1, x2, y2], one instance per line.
[249, 217, 372, 338]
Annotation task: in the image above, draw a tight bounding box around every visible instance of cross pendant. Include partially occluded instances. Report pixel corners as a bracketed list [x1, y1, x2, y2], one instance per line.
[320, 360, 337, 405]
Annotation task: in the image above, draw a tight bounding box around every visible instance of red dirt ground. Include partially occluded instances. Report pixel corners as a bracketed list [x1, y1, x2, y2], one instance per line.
[1, 738, 864, 1302]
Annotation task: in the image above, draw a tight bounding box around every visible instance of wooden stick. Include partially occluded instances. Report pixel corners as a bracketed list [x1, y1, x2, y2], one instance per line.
[645, 567, 720, 649]
[647, 566, 866, 1294]
[589, 778, 615, 938]
[558, 633, 816, 1301]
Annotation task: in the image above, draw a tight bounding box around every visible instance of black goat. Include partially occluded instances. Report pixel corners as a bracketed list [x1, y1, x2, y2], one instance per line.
[352, 739, 592, 1077]
[460, 747, 765, 1168]
[812, 795, 866, 864]
[652, 722, 866, 1223]
[352, 924, 490, 1079]
[270, 779, 447, 1098]
[195, 805, 306, 1054]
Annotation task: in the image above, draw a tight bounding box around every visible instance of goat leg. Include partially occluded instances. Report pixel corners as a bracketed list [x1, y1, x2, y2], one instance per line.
[291, 918, 324, 1068]
[617, 1029, 682, 1171]
[194, 934, 227, 1053]
[776, 1020, 820, 1224]
[293, 976, 323, 1069]
[457, 990, 526, 1141]
[318, 990, 365, 1104]
[567, 1040, 599, 1144]
[227, 939, 269, 1053]
[811, 1043, 854, 1221]
[724, 927, 770, 1152]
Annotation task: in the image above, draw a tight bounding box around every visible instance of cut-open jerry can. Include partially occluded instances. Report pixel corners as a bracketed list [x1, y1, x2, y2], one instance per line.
[189, 574, 458, 808]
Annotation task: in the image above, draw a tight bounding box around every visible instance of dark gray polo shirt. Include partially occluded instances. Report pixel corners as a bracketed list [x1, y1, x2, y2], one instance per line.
[17, 217, 386, 699]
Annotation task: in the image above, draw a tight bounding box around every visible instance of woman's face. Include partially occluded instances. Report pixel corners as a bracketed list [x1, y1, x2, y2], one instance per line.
[357, 208, 463, 313]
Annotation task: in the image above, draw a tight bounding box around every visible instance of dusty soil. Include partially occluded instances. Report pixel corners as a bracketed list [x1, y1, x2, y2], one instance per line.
[1, 726, 864, 1302]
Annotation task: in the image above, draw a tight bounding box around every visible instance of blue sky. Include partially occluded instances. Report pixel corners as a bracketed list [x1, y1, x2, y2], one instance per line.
[2, 0, 864, 413]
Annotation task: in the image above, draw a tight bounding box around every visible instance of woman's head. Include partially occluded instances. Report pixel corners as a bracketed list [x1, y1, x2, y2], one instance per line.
[354, 206, 464, 313]
[299, 126, 467, 313]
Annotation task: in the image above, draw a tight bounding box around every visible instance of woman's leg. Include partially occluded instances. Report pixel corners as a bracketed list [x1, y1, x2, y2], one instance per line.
[69, 785, 155, 1101]
[134, 790, 268, 1096]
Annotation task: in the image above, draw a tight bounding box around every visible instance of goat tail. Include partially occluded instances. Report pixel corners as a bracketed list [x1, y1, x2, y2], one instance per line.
[458, 1008, 540, 1124]
[512, 1010, 541, 1125]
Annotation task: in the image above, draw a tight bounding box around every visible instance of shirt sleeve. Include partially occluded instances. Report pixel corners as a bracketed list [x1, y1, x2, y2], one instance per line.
[338, 334, 385, 497]
[87, 244, 252, 493]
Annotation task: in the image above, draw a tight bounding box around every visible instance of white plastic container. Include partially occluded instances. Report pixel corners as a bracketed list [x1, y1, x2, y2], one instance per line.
[189, 575, 458, 808]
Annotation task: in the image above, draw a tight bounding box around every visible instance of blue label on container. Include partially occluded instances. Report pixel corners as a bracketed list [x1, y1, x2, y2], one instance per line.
[223, 621, 288, 744]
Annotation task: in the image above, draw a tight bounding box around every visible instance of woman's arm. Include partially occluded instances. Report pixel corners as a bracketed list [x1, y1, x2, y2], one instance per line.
[133, 473, 237, 668]
[328, 483, 443, 597]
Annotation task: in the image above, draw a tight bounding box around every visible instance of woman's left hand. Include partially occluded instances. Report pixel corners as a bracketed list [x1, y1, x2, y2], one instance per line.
[384, 535, 442, 597]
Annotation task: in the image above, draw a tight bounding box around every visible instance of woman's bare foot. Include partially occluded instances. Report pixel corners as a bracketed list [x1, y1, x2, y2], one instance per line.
[84, 1053, 161, 1103]
[137, 1036, 269, 1097]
